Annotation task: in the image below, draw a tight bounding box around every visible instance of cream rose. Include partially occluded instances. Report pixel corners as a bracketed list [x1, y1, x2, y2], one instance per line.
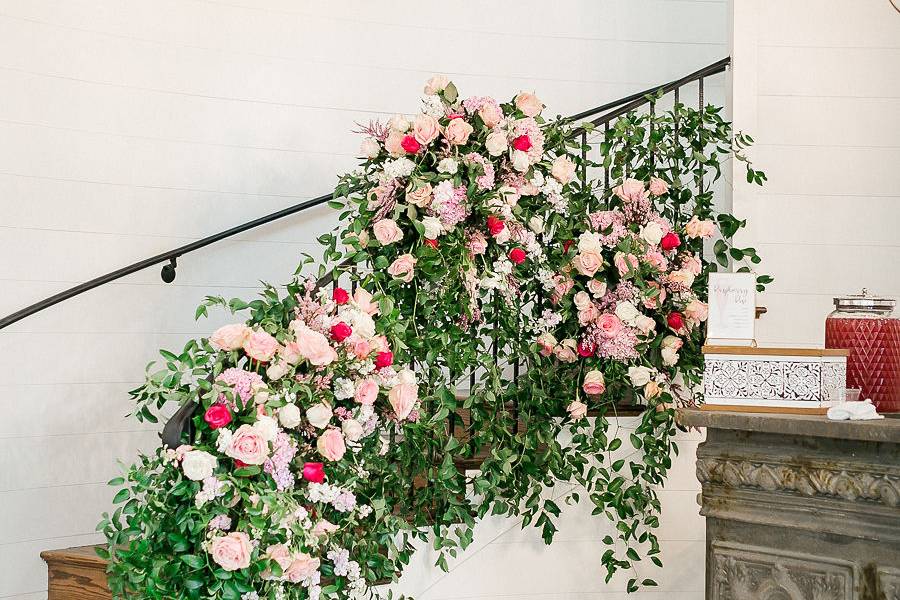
[373, 218, 403, 245]
[554, 339, 578, 363]
[574, 291, 592, 311]
[628, 366, 653, 387]
[587, 279, 607, 298]
[578, 231, 602, 253]
[342, 419, 364, 442]
[644, 381, 661, 399]
[537, 331, 557, 357]
[306, 403, 333, 429]
[685, 299, 709, 322]
[515, 91, 543, 117]
[640, 222, 664, 246]
[387, 254, 417, 283]
[210, 532, 252, 572]
[550, 156, 576, 184]
[423, 74, 450, 95]
[478, 102, 502, 128]
[615, 301, 640, 325]
[511, 149, 530, 172]
[444, 119, 474, 145]
[567, 400, 588, 420]
[388, 114, 410, 133]
[528, 215, 545, 234]
[225, 424, 269, 465]
[181, 450, 217, 481]
[407, 183, 433, 208]
[209, 324, 250, 351]
[413, 113, 441, 146]
[389, 383, 418, 420]
[635, 314, 656, 335]
[582, 370, 606, 396]
[485, 130, 508, 156]
[265, 360, 289, 381]
[277, 403, 302, 429]
[684, 216, 716, 239]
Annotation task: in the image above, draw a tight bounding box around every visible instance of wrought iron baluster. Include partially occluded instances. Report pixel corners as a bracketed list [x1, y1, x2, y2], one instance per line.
[580, 130, 588, 187]
[698, 77, 705, 197]
[604, 122, 610, 198]
[649, 100, 655, 174]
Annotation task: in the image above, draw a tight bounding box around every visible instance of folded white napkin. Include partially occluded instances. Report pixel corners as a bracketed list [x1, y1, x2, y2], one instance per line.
[826, 399, 884, 421]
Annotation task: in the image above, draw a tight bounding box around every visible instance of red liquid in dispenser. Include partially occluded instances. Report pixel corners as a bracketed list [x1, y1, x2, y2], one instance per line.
[825, 291, 900, 413]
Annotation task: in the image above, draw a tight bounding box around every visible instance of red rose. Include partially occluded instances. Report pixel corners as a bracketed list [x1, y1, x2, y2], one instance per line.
[487, 215, 506, 236]
[660, 232, 681, 251]
[667, 312, 685, 331]
[424, 238, 439, 249]
[577, 339, 595, 357]
[375, 350, 394, 369]
[302, 462, 325, 483]
[332, 287, 349, 305]
[508, 247, 526, 265]
[401, 135, 421, 154]
[204, 404, 232, 430]
[330, 322, 352, 342]
[512, 135, 532, 152]
[563, 239, 574, 254]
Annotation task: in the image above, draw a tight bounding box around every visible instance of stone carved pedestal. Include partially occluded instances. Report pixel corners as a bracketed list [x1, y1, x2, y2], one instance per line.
[678, 409, 900, 600]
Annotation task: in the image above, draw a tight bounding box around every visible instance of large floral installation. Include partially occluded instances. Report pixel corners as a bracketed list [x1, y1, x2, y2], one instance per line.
[100, 275, 435, 599]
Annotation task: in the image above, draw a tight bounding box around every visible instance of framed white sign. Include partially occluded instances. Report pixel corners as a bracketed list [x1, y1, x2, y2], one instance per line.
[706, 272, 756, 345]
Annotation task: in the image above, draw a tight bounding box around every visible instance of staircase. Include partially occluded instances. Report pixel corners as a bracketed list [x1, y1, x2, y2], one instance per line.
[41, 546, 111, 600]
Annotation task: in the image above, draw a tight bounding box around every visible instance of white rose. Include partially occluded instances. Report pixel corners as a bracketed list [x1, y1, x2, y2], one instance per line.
[635, 314, 656, 335]
[615, 301, 640, 325]
[640, 222, 664, 246]
[480, 273, 503, 290]
[253, 389, 270, 405]
[266, 361, 289, 381]
[342, 419, 364, 442]
[485, 131, 508, 156]
[437, 158, 458, 175]
[587, 279, 607, 298]
[359, 138, 380, 159]
[497, 185, 520, 207]
[511, 150, 530, 172]
[254, 416, 279, 443]
[573, 291, 592, 311]
[422, 216, 443, 240]
[528, 215, 545, 234]
[661, 347, 679, 367]
[494, 226, 511, 244]
[628, 366, 653, 387]
[577, 231, 602, 253]
[181, 450, 217, 481]
[339, 307, 376, 339]
[397, 369, 417, 385]
[306, 403, 333, 429]
[388, 114, 409, 133]
[278, 404, 302, 429]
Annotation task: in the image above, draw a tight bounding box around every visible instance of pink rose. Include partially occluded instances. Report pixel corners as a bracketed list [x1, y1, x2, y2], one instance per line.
[685, 299, 709, 323]
[312, 519, 339, 538]
[643, 282, 667, 309]
[316, 428, 346, 461]
[614, 252, 639, 276]
[551, 275, 574, 305]
[407, 183, 433, 208]
[444, 119, 474, 145]
[210, 324, 250, 351]
[573, 291, 592, 311]
[294, 325, 337, 366]
[649, 177, 669, 197]
[265, 544, 293, 574]
[353, 288, 380, 315]
[478, 102, 503, 128]
[644, 250, 668, 272]
[567, 400, 588, 420]
[387, 254, 417, 283]
[384, 130, 405, 156]
[210, 532, 252, 571]
[280, 341, 302, 365]
[515, 91, 543, 117]
[612, 179, 648, 203]
[573, 250, 604, 277]
[595, 313, 624, 339]
[578, 304, 599, 326]
[550, 156, 576, 184]
[373, 218, 404, 245]
[413, 114, 441, 146]
[424, 74, 450, 95]
[355, 378, 379, 405]
[351, 338, 372, 359]
[285, 553, 321, 583]
[587, 279, 607, 298]
[554, 339, 578, 363]
[682, 254, 703, 276]
[537, 332, 557, 357]
[667, 269, 696, 288]
[226, 424, 269, 465]
[684, 216, 716, 239]
[242, 330, 278, 362]
[389, 383, 418, 420]
[582, 370, 606, 396]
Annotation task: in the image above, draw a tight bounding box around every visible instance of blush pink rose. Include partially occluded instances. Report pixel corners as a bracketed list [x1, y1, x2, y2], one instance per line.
[351, 338, 372, 359]
[226, 424, 269, 465]
[444, 119, 474, 145]
[285, 553, 321, 583]
[649, 177, 669, 197]
[280, 341, 303, 365]
[573, 250, 604, 277]
[265, 544, 293, 574]
[407, 183, 433, 208]
[373, 218, 403, 245]
[387, 254, 417, 283]
[567, 400, 588, 420]
[355, 378, 379, 405]
[210, 324, 251, 351]
[595, 313, 624, 339]
[682, 254, 703, 276]
[210, 532, 252, 571]
[413, 114, 441, 146]
[478, 102, 502, 128]
[684, 216, 716, 239]
[385, 130, 405, 156]
[614, 252, 639, 276]
[312, 519, 339, 538]
[685, 299, 709, 323]
[537, 332, 557, 357]
[550, 156, 576, 184]
[582, 370, 606, 396]
[424, 74, 450, 95]
[294, 325, 338, 366]
[353, 288, 380, 315]
[242, 330, 279, 362]
[644, 250, 668, 272]
[316, 428, 346, 461]
[554, 339, 578, 363]
[389, 383, 418, 420]
[643, 282, 667, 309]
[515, 91, 543, 117]
[613, 179, 648, 203]
[578, 304, 599, 326]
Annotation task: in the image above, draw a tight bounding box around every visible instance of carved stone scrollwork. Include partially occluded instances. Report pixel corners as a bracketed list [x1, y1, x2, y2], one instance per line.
[696, 456, 900, 508]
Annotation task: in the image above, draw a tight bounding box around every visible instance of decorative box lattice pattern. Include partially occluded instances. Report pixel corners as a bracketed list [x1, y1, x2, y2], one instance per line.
[702, 346, 848, 412]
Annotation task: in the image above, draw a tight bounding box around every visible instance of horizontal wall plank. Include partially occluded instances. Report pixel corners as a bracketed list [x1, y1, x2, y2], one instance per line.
[758, 0, 900, 49]
[758, 46, 900, 98]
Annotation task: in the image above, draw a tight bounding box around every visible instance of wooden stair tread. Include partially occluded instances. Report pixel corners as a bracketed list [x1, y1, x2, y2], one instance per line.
[42, 545, 111, 600]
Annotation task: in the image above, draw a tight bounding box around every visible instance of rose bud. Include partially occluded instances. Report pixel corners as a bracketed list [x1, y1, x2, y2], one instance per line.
[400, 135, 421, 154]
[577, 339, 595, 357]
[667, 312, 685, 331]
[512, 135, 532, 152]
[563, 239, 574, 254]
[508, 247, 526, 265]
[424, 238, 439, 249]
[330, 322, 353, 342]
[660, 232, 681, 251]
[302, 462, 325, 483]
[375, 350, 394, 369]
[204, 404, 232, 430]
[332, 287, 350, 305]
[487, 215, 506, 236]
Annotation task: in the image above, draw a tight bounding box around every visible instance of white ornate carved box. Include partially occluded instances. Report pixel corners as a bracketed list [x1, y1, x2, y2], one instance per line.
[701, 346, 848, 414]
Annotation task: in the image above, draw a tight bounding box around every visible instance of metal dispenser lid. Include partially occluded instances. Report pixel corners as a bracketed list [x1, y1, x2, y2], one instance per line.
[833, 288, 896, 312]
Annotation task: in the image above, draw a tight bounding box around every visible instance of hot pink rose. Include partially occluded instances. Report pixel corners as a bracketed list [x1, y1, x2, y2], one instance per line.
[316, 428, 346, 461]
[595, 313, 624, 339]
[285, 554, 321, 583]
[294, 325, 337, 366]
[573, 250, 603, 277]
[612, 179, 648, 203]
[444, 119, 474, 145]
[413, 114, 441, 146]
[373, 219, 403, 245]
[515, 91, 543, 117]
[355, 378, 379, 405]
[582, 370, 606, 396]
[210, 532, 252, 571]
[226, 424, 269, 465]
[387, 254, 417, 283]
[649, 177, 669, 197]
[302, 462, 325, 483]
[242, 330, 278, 362]
[551, 156, 576, 184]
[210, 323, 251, 351]
[389, 383, 418, 420]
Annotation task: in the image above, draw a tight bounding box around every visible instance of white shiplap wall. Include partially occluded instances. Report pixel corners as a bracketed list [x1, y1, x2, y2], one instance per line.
[729, 0, 900, 348]
[0, 1, 726, 597]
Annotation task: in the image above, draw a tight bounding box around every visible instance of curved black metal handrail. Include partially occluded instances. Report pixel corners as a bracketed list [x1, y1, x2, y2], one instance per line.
[0, 57, 729, 331]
